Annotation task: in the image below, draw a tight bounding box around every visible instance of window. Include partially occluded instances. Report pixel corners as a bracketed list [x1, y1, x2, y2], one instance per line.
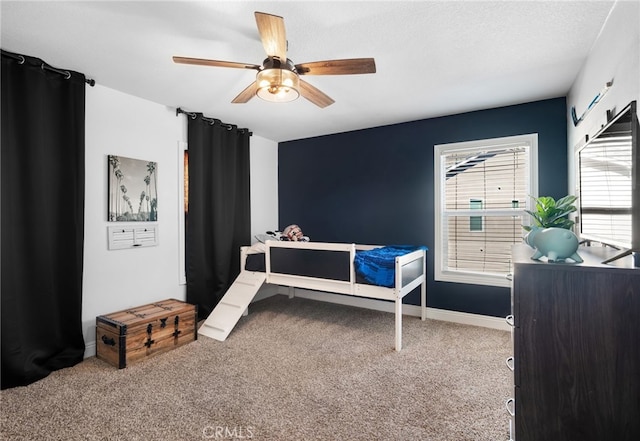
[434, 134, 538, 287]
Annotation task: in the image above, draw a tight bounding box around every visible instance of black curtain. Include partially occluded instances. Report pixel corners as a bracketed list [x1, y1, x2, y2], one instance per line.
[1, 51, 86, 389]
[186, 114, 251, 320]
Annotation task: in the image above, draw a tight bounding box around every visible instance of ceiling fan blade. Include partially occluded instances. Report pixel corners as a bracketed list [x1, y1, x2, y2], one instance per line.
[295, 58, 376, 75]
[299, 79, 335, 108]
[254, 11, 287, 62]
[173, 56, 261, 71]
[231, 81, 257, 103]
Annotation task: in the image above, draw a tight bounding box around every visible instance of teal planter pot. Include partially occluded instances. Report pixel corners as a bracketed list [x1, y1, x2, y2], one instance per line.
[524, 226, 583, 263]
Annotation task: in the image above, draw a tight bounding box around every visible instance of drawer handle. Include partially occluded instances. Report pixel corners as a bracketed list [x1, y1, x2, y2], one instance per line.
[505, 398, 515, 417]
[101, 335, 116, 346]
[505, 315, 514, 327]
[506, 356, 514, 371]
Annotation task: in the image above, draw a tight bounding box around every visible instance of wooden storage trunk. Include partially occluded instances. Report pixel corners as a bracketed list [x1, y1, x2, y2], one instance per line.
[96, 298, 197, 369]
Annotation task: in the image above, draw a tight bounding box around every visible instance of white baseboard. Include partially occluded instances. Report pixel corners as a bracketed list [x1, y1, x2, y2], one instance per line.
[276, 286, 511, 332]
[84, 342, 96, 359]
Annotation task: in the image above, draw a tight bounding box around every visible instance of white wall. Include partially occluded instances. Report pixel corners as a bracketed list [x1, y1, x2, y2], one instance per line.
[83, 84, 278, 357]
[567, 0, 640, 193]
[249, 135, 279, 241]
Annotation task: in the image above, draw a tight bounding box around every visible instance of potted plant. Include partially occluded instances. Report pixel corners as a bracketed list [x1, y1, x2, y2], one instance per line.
[522, 195, 582, 263]
[523, 195, 577, 231]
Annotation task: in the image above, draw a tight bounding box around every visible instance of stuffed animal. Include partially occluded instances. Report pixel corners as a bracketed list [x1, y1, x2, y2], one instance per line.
[256, 225, 309, 243]
[283, 224, 304, 241]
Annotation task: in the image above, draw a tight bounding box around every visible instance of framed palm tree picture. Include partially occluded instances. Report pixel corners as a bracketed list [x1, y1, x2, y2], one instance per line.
[108, 155, 158, 222]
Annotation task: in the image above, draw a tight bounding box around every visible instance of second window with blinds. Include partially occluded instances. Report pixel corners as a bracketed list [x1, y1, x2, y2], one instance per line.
[434, 134, 538, 287]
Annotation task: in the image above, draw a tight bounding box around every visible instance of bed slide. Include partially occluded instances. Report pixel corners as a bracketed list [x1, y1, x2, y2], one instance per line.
[198, 271, 266, 341]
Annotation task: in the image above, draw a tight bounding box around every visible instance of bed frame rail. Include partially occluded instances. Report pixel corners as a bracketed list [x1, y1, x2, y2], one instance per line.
[266, 241, 355, 293]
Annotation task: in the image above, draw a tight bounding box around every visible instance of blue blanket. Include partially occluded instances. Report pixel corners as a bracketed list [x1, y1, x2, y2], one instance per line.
[354, 245, 427, 288]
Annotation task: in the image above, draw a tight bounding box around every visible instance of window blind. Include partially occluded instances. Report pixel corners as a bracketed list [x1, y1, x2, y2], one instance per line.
[579, 133, 633, 247]
[442, 146, 529, 276]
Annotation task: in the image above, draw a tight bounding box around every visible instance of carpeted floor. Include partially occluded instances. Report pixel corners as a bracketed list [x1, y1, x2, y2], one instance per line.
[1, 295, 512, 440]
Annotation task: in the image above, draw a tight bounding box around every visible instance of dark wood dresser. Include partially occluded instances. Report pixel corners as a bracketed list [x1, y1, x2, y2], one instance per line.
[508, 244, 639, 441]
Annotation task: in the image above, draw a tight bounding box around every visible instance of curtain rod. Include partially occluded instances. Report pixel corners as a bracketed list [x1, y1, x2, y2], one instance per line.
[1, 49, 95, 86]
[176, 107, 252, 136]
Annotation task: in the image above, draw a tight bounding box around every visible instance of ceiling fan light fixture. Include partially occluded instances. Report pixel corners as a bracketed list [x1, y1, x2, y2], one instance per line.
[256, 68, 299, 103]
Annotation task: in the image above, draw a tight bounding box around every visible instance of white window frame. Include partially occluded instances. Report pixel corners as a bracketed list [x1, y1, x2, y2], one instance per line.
[434, 134, 538, 287]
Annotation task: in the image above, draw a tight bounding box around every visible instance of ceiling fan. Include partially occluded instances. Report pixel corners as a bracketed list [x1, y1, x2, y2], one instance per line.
[173, 11, 376, 108]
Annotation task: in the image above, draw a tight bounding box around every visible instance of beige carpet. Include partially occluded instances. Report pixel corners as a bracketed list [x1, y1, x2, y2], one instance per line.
[1, 295, 512, 440]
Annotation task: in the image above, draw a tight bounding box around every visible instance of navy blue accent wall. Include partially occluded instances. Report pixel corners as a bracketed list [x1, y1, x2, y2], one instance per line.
[278, 97, 567, 317]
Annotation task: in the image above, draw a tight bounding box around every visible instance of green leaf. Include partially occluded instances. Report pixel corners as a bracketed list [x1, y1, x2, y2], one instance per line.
[523, 194, 577, 230]
[556, 194, 577, 209]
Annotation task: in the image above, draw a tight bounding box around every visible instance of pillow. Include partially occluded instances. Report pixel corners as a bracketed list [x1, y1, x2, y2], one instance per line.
[246, 242, 266, 254]
[255, 232, 277, 243]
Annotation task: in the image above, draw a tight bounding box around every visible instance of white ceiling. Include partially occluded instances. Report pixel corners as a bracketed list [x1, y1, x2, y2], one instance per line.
[1, 1, 616, 142]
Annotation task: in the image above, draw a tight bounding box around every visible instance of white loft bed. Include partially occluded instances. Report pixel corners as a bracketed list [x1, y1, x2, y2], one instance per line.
[236, 240, 427, 351]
